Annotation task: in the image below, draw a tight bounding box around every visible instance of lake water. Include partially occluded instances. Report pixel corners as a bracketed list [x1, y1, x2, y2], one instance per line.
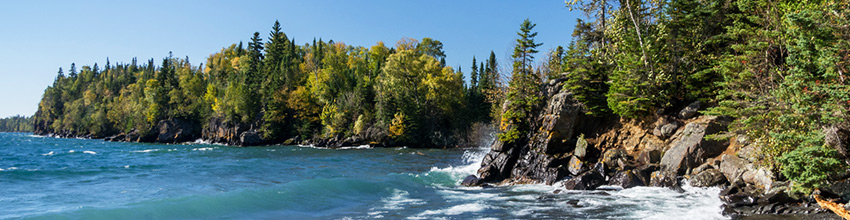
[0, 132, 726, 219]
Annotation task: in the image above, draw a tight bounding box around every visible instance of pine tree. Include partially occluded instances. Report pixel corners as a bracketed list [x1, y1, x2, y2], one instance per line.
[498, 19, 543, 144]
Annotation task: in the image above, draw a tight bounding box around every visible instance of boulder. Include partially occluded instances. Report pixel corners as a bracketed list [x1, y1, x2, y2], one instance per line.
[652, 116, 680, 139]
[636, 149, 662, 165]
[155, 118, 199, 143]
[602, 149, 627, 170]
[660, 116, 729, 175]
[568, 155, 586, 176]
[823, 178, 850, 203]
[461, 175, 486, 187]
[634, 164, 660, 186]
[563, 170, 606, 190]
[239, 131, 262, 146]
[650, 170, 679, 187]
[824, 125, 850, 158]
[610, 170, 645, 188]
[478, 148, 520, 183]
[720, 154, 750, 185]
[678, 101, 700, 119]
[741, 167, 774, 191]
[689, 169, 727, 187]
[574, 136, 588, 158]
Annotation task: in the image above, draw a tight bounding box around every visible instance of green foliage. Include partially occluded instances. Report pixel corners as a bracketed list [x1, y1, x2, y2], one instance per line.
[0, 115, 34, 132]
[498, 19, 543, 144]
[778, 145, 843, 194]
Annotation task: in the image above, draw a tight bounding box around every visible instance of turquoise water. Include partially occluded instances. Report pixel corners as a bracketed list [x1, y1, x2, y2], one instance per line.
[0, 132, 726, 219]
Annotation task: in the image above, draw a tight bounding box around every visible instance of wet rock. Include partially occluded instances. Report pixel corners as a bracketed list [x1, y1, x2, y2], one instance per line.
[156, 118, 199, 143]
[723, 192, 757, 207]
[610, 170, 645, 188]
[634, 164, 660, 186]
[239, 131, 262, 146]
[563, 170, 606, 190]
[478, 89, 587, 184]
[461, 175, 485, 187]
[477, 148, 520, 183]
[678, 101, 700, 119]
[566, 199, 583, 208]
[689, 169, 727, 187]
[649, 170, 679, 187]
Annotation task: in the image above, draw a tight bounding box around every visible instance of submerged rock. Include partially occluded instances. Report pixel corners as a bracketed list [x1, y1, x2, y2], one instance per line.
[563, 170, 606, 190]
[461, 175, 486, 187]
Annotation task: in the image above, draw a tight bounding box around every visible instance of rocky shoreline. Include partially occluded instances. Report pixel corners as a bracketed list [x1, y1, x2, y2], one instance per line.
[463, 79, 850, 219]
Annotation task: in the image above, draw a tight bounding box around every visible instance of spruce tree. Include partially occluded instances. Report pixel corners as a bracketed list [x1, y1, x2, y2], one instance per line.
[498, 19, 543, 144]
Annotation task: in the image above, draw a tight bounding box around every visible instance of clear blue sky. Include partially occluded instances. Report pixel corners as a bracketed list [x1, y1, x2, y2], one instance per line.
[0, 0, 580, 118]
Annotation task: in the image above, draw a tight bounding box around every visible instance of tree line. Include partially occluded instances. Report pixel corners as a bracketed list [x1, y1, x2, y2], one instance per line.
[0, 115, 33, 132]
[34, 21, 501, 147]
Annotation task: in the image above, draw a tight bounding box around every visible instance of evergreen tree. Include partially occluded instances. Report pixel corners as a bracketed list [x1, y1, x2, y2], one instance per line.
[498, 19, 543, 144]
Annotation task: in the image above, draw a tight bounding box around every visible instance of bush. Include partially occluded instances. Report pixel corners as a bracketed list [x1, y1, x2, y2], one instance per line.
[777, 144, 844, 194]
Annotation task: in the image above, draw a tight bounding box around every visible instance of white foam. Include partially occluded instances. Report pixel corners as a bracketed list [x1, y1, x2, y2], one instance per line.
[192, 147, 214, 151]
[417, 203, 488, 216]
[124, 165, 130, 168]
[373, 189, 425, 210]
[83, 151, 97, 155]
[68, 150, 75, 153]
[42, 151, 54, 156]
[339, 145, 372, 150]
[132, 149, 160, 153]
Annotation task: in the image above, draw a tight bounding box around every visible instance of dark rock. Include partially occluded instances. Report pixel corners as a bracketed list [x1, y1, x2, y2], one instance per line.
[461, 175, 485, 187]
[689, 169, 727, 187]
[478, 89, 587, 184]
[239, 131, 262, 146]
[823, 178, 850, 202]
[678, 101, 700, 119]
[563, 170, 606, 190]
[636, 150, 662, 165]
[652, 116, 680, 139]
[758, 190, 797, 205]
[568, 155, 586, 176]
[616, 158, 640, 171]
[649, 170, 679, 187]
[610, 170, 645, 188]
[155, 118, 199, 143]
[566, 199, 583, 208]
[634, 164, 660, 186]
[723, 192, 757, 207]
[601, 149, 626, 170]
[478, 147, 520, 183]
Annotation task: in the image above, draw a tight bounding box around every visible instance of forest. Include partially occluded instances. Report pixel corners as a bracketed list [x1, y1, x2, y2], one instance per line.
[33, 21, 501, 147]
[33, 0, 850, 192]
[0, 115, 33, 132]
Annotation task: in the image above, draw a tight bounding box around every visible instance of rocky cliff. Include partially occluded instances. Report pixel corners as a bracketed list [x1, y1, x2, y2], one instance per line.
[468, 79, 847, 218]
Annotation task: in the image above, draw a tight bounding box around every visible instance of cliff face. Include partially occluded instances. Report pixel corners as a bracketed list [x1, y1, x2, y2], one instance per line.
[472, 80, 841, 217]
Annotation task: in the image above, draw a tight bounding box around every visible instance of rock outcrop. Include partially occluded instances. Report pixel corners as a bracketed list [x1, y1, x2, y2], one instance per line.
[469, 76, 850, 219]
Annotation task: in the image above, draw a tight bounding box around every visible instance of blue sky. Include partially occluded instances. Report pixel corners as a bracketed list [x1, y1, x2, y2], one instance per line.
[0, 0, 580, 118]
